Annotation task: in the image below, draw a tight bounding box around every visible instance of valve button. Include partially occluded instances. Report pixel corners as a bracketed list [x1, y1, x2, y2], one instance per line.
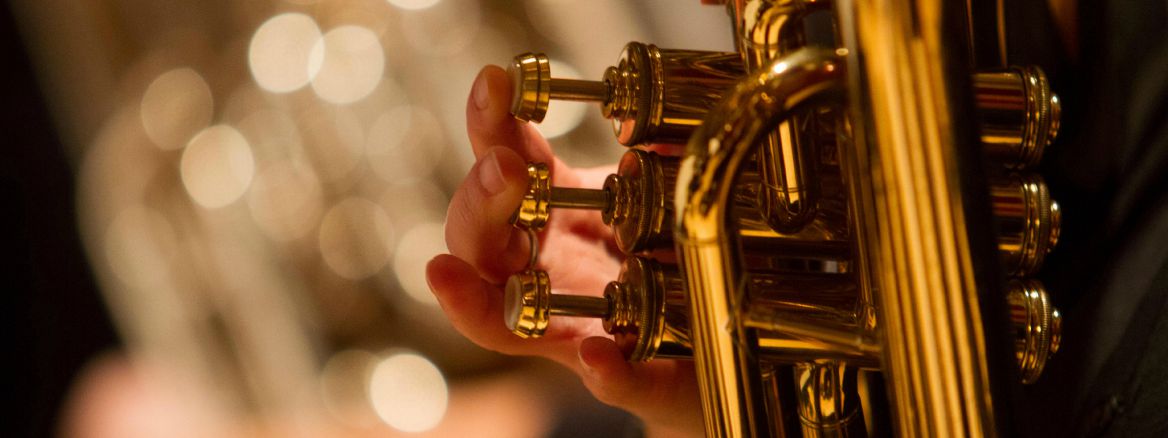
[504, 269, 551, 338]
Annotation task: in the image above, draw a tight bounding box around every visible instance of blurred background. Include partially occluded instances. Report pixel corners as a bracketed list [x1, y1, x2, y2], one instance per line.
[3, 0, 734, 437]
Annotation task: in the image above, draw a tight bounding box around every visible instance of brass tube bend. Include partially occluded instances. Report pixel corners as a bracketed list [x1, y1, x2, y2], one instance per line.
[673, 47, 847, 438]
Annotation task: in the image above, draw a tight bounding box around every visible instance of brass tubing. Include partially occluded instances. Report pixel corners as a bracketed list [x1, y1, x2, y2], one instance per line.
[761, 365, 802, 437]
[510, 46, 744, 145]
[628, 258, 874, 364]
[548, 78, 608, 102]
[734, 0, 834, 234]
[548, 294, 609, 319]
[757, 117, 822, 233]
[548, 187, 609, 210]
[504, 256, 879, 367]
[674, 48, 845, 438]
[514, 152, 851, 257]
[836, 0, 1003, 433]
[795, 361, 868, 438]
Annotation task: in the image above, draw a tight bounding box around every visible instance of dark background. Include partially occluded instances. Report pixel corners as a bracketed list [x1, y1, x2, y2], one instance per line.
[1, 4, 119, 437]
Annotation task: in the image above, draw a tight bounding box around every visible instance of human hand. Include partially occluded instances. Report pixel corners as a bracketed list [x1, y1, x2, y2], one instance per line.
[425, 65, 703, 437]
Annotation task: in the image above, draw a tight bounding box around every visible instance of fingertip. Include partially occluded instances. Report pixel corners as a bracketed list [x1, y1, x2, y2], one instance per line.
[481, 65, 514, 114]
[425, 254, 486, 317]
[467, 65, 520, 156]
[487, 146, 529, 182]
[578, 336, 632, 379]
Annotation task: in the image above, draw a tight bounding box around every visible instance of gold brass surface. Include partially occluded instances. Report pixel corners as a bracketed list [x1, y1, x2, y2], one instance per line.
[992, 174, 1061, 276]
[973, 66, 1061, 168]
[674, 47, 846, 438]
[509, 43, 744, 146]
[1007, 279, 1061, 384]
[504, 269, 552, 339]
[502, 0, 1066, 435]
[794, 361, 867, 437]
[836, 0, 1000, 433]
[516, 149, 851, 255]
[511, 162, 551, 230]
[509, 53, 553, 123]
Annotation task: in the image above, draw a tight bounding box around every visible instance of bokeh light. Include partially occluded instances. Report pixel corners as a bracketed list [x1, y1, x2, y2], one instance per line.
[247, 162, 323, 242]
[399, 0, 481, 56]
[320, 349, 378, 428]
[378, 180, 447, 231]
[392, 222, 446, 306]
[535, 60, 588, 139]
[140, 68, 213, 150]
[310, 25, 385, 104]
[180, 125, 255, 209]
[248, 13, 323, 93]
[368, 352, 448, 433]
[295, 106, 366, 185]
[366, 105, 445, 181]
[104, 206, 177, 291]
[387, 0, 442, 11]
[318, 198, 394, 279]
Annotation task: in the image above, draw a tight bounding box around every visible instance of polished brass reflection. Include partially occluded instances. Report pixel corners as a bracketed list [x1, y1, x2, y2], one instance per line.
[794, 361, 867, 437]
[512, 151, 850, 256]
[504, 269, 608, 339]
[734, 0, 834, 235]
[509, 43, 744, 145]
[837, 0, 999, 433]
[1006, 279, 1062, 384]
[973, 66, 1061, 168]
[675, 47, 846, 438]
[501, 0, 1066, 435]
[504, 256, 877, 366]
[992, 174, 1061, 276]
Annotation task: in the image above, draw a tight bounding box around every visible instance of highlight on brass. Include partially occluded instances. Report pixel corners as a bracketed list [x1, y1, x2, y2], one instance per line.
[501, 0, 1069, 437]
[509, 43, 744, 145]
[15, 0, 1083, 435]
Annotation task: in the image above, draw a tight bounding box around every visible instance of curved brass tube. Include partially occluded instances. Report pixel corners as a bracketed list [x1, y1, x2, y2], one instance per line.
[674, 47, 848, 438]
[734, 0, 836, 234]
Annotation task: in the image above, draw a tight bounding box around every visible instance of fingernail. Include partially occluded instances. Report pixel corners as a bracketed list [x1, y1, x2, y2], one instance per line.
[478, 149, 506, 196]
[579, 348, 596, 376]
[473, 71, 490, 111]
[424, 257, 438, 291]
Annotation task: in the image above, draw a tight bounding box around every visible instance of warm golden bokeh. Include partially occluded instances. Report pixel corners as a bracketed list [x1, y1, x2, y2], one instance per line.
[10, 0, 735, 435]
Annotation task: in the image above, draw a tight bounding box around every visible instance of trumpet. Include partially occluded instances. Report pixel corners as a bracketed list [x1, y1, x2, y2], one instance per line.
[502, 0, 1062, 436]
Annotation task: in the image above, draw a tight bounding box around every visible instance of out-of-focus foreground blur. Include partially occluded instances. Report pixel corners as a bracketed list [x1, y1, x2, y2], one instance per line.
[7, 1, 733, 437]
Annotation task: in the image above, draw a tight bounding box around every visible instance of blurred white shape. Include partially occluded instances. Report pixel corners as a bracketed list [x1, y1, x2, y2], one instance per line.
[318, 198, 394, 279]
[249, 13, 323, 93]
[523, 1, 650, 73]
[400, 0, 481, 56]
[387, 0, 441, 10]
[369, 352, 448, 433]
[294, 106, 365, 185]
[140, 68, 213, 150]
[366, 106, 445, 182]
[364, 106, 411, 156]
[393, 222, 446, 307]
[535, 60, 588, 139]
[378, 180, 447, 231]
[310, 26, 385, 104]
[181, 125, 255, 209]
[104, 206, 177, 291]
[248, 162, 323, 242]
[320, 350, 379, 428]
[237, 109, 302, 161]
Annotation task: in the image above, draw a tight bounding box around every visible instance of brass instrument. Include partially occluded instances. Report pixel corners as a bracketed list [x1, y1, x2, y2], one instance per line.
[504, 0, 1063, 436]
